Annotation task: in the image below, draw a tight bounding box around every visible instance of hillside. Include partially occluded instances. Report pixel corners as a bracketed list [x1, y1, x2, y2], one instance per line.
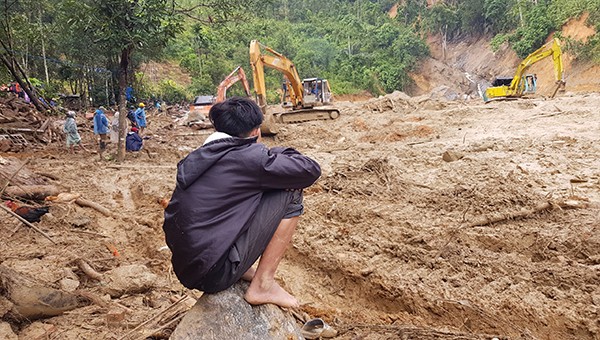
[409, 14, 600, 99]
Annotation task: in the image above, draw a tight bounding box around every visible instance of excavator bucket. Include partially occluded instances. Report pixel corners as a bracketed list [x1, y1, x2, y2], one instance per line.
[260, 110, 279, 135]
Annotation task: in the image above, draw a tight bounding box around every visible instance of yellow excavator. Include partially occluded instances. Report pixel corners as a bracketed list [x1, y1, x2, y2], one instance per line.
[249, 40, 339, 134]
[482, 38, 565, 102]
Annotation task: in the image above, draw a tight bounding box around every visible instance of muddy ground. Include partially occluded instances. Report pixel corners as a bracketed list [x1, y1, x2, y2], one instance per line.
[0, 88, 599, 339]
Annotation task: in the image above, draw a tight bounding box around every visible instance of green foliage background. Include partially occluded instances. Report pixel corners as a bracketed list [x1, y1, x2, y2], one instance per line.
[1, 0, 600, 103]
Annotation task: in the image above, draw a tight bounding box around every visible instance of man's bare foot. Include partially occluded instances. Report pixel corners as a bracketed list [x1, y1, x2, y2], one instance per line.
[241, 267, 255, 281]
[244, 281, 299, 308]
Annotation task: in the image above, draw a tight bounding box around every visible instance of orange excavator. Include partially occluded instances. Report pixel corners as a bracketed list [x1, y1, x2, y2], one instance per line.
[249, 40, 339, 134]
[189, 66, 251, 119]
[215, 66, 251, 103]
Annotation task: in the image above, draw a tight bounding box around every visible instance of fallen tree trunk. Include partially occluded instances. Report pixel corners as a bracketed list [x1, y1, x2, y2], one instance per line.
[75, 198, 113, 217]
[467, 200, 588, 228]
[0, 265, 84, 320]
[3, 185, 61, 200]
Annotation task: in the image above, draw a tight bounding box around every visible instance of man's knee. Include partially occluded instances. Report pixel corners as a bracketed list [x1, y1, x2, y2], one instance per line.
[282, 189, 304, 219]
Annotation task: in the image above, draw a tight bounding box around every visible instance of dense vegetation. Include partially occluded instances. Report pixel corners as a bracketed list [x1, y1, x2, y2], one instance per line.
[1, 0, 599, 106]
[413, 0, 600, 59]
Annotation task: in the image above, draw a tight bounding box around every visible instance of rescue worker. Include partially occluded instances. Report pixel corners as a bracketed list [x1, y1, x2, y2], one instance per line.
[134, 103, 147, 135]
[93, 106, 109, 159]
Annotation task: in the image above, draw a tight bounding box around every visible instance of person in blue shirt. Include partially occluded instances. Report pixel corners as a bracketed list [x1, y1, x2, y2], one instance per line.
[125, 86, 134, 103]
[134, 103, 147, 134]
[93, 106, 109, 159]
[126, 127, 143, 152]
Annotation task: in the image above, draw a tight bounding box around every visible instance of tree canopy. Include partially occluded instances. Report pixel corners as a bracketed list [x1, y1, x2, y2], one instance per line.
[1, 0, 600, 106]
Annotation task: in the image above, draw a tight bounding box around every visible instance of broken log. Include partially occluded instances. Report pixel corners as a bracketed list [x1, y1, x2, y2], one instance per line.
[0, 265, 84, 320]
[467, 200, 588, 228]
[3, 185, 61, 200]
[75, 198, 113, 217]
[76, 259, 103, 281]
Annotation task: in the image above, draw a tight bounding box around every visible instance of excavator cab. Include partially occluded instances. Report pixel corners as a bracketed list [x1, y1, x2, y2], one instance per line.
[490, 74, 537, 95]
[301, 78, 333, 106]
[523, 74, 537, 94]
[491, 77, 513, 87]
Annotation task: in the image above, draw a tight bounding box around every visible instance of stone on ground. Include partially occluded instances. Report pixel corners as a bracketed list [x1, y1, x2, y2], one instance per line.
[171, 281, 304, 340]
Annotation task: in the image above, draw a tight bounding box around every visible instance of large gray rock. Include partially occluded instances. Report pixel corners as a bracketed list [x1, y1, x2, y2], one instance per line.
[171, 281, 304, 340]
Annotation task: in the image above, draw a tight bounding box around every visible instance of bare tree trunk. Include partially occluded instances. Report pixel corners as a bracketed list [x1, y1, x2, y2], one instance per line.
[441, 26, 447, 61]
[0, 52, 47, 112]
[82, 67, 89, 109]
[39, 8, 49, 85]
[117, 46, 133, 162]
[105, 77, 109, 107]
[23, 44, 28, 71]
[41, 40, 49, 84]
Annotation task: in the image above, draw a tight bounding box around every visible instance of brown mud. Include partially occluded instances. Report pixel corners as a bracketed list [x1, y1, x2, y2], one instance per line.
[0, 89, 599, 339]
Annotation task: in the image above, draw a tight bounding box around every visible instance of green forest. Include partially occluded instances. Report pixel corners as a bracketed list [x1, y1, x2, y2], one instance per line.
[1, 0, 599, 108]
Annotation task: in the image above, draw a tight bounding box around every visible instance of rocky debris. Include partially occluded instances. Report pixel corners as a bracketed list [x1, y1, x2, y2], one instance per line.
[102, 264, 161, 298]
[363, 90, 414, 113]
[70, 214, 92, 228]
[442, 150, 464, 162]
[428, 85, 461, 101]
[171, 281, 304, 340]
[59, 268, 81, 292]
[18, 322, 56, 340]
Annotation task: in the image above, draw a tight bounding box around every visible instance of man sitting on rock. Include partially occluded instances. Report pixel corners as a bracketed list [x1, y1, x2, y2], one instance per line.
[162, 97, 321, 308]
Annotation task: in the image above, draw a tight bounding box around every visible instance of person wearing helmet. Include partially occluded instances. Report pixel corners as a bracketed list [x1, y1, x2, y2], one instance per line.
[134, 103, 147, 134]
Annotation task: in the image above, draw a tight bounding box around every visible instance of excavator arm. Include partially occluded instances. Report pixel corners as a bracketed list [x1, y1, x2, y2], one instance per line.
[249, 40, 339, 135]
[249, 40, 304, 109]
[215, 66, 251, 103]
[484, 38, 564, 101]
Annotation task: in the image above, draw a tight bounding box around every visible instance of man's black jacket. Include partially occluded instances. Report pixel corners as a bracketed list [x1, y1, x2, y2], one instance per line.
[162, 135, 321, 289]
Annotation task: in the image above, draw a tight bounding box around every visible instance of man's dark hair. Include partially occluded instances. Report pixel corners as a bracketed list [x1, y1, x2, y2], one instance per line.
[209, 97, 263, 137]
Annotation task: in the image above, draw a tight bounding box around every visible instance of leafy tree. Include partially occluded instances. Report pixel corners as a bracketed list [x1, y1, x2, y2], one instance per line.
[484, 0, 515, 35]
[508, 3, 554, 58]
[396, 0, 427, 26]
[62, 0, 183, 161]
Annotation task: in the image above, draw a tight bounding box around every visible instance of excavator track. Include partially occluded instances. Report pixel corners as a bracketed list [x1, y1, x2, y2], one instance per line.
[276, 108, 340, 123]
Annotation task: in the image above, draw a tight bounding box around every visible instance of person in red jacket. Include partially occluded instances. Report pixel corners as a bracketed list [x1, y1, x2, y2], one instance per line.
[162, 97, 321, 308]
